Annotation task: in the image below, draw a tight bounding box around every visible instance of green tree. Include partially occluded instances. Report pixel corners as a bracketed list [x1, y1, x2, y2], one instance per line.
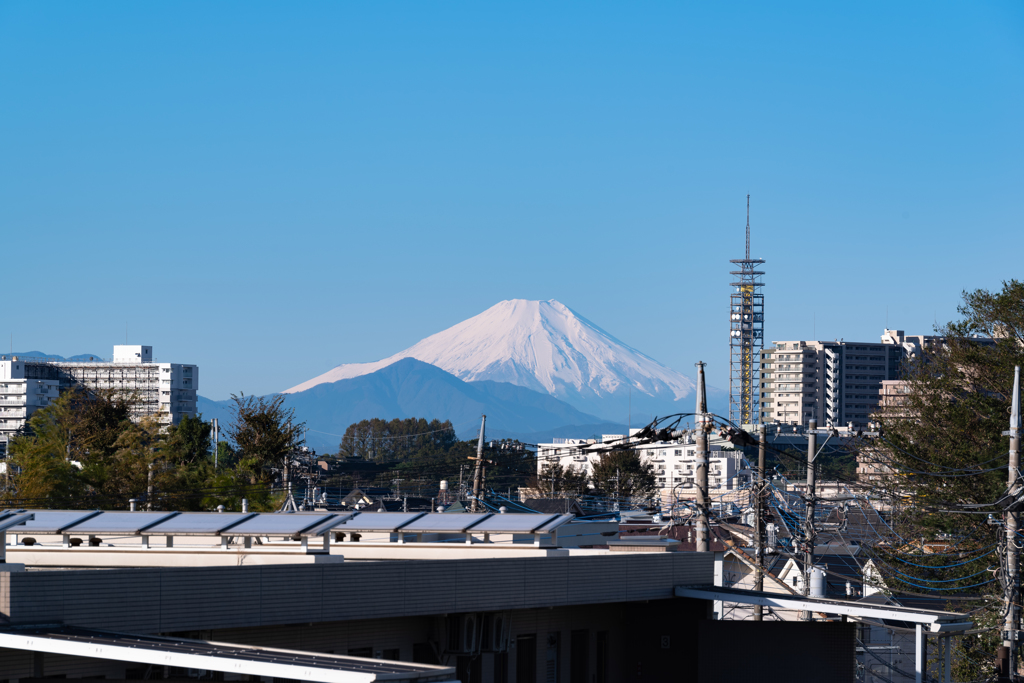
[871, 280, 1024, 680]
[214, 440, 239, 469]
[227, 394, 305, 484]
[534, 462, 590, 498]
[591, 449, 656, 502]
[484, 439, 537, 495]
[163, 414, 212, 466]
[4, 392, 90, 507]
[4, 388, 137, 508]
[339, 418, 457, 463]
[91, 415, 164, 508]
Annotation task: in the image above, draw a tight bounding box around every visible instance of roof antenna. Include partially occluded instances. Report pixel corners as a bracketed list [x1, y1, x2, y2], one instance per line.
[746, 194, 751, 261]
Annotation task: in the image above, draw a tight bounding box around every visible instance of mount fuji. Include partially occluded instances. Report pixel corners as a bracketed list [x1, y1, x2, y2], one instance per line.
[285, 300, 725, 423]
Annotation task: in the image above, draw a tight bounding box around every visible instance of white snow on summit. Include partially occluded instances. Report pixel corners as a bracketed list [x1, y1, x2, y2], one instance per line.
[284, 300, 697, 410]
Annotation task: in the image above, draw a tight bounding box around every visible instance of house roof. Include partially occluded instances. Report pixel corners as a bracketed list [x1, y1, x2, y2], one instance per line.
[620, 523, 730, 552]
[523, 498, 585, 516]
[822, 505, 893, 545]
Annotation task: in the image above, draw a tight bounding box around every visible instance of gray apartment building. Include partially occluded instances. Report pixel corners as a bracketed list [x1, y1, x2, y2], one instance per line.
[759, 332, 906, 428]
[759, 328, 997, 428]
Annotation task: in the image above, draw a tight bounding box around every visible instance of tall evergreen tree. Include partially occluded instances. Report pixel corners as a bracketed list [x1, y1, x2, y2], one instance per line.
[227, 393, 305, 484]
[591, 449, 656, 502]
[872, 280, 1024, 679]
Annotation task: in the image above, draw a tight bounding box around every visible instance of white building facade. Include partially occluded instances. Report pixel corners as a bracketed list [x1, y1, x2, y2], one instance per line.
[536, 430, 750, 504]
[0, 345, 198, 455]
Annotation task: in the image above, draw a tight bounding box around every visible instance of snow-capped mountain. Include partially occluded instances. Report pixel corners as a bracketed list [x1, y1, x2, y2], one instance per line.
[285, 300, 718, 422]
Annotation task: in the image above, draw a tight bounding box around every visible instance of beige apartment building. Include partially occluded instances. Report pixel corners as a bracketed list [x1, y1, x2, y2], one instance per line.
[759, 333, 904, 428]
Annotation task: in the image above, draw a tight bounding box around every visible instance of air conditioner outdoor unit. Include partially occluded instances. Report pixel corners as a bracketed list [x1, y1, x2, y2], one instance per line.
[446, 613, 480, 654]
[481, 611, 512, 652]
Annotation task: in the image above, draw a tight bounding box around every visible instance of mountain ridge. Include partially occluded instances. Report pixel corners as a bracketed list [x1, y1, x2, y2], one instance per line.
[200, 358, 627, 452]
[284, 299, 721, 421]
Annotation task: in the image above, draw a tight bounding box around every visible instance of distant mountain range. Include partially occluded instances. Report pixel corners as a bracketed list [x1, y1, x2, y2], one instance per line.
[6, 351, 106, 361]
[28, 300, 725, 453]
[285, 299, 726, 423]
[199, 358, 629, 453]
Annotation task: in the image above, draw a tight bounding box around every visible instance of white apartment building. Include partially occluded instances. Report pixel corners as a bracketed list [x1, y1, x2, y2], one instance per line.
[536, 430, 750, 504]
[0, 345, 198, 455]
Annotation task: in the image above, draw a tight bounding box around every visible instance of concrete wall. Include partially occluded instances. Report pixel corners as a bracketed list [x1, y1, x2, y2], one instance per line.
[0, 553, 714, 682]
[0, 553, 714, 633]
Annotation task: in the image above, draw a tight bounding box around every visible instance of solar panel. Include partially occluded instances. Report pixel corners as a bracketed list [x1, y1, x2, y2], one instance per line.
[330, 512, 425, 532]
[226, 513, 337, 536]
[0, 510, 25, 524]
[65, 511, 180, 535]
[400, 512, 492, 533]
[11, 510, 103, 534]
[144, 513, 256, 536]
[534, 514, 575, 532]
[469, 513, 560, 534]
[0, 513, 36, 533]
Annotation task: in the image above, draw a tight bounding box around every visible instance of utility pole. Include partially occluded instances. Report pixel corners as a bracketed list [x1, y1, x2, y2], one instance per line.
[695, 361, 710, 553]
[470, 415, 486, 512]
[211, 418, 219, 469]
[803, 418, 818, 620]
[1003, 366, 1021, 679]
[754, 422, 767, 620]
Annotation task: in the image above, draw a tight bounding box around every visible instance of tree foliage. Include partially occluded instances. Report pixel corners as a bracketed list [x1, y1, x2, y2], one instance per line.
[163, 414, 212, 466]
[3, 388, 279, 511]
[328, 419, 536, 498]
[591, 449, 657, 501]
[226, 393, 305, 484]
[338, 418, 458, 463]
[871, 280, 1024, 680]
[532, 462, 590, 497]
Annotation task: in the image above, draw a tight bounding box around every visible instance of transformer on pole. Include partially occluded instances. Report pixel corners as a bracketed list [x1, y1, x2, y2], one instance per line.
[729, 195, 765, 426]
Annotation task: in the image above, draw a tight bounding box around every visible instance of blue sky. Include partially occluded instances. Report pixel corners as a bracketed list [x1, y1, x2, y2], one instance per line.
[1, 2, 1021, 399]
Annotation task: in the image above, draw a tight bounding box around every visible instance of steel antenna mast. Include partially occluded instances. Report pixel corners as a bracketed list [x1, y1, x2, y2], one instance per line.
[729, 195, 765, 427]
[746, 194, 750, 260]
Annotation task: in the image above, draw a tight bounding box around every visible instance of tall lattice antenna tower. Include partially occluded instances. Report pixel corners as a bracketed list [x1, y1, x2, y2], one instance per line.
[729, 195, 765, 426]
